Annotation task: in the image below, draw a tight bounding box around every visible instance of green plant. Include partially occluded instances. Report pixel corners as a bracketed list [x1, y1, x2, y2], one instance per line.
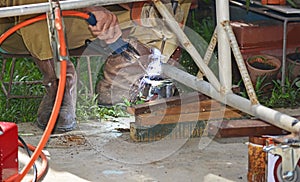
[265, 78, 300, 108]
[179, 11, 215, 76]
[247, 55, 277, 70]
[238, 75, 271, 100]
[99, 103, 130, 119]
[0, 57, 44, 123]
[191, 13, 214, 43]
[286, 0, 300, 8]
[76, 86, 131, 121]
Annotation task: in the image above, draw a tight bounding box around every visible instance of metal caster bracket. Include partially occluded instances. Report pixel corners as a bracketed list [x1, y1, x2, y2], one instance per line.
[264, 142, 300, 180]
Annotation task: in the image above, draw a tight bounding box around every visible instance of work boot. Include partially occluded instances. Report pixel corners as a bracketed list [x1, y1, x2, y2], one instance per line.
[34, 59, 77, 132]
[96, 38, 151, 105]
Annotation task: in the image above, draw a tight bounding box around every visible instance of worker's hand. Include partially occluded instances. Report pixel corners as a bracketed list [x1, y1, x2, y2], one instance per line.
[85, 6, 122, 44]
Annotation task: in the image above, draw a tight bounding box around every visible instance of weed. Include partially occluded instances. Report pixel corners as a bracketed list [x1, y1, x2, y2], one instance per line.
[238, 75, 300, 108]
[179, 11, 215, 76]
[76, 86, 131, 122]
[238, 75, 271, 100]
[266, 78, 300, 108]
[0, 57, 44, 123]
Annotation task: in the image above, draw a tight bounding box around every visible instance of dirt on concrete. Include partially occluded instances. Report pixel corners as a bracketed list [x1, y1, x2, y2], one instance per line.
[17, 117, 249, 182]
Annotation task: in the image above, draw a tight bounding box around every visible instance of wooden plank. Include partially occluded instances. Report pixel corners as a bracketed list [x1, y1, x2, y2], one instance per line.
[127, 92, 209, 115]
[207, 119, 290, 138]
[146, 99, 222, 116]
[135, 107, 244, 126]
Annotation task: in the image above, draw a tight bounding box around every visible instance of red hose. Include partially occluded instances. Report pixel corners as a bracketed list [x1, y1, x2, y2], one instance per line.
[1, 10, 89, 182]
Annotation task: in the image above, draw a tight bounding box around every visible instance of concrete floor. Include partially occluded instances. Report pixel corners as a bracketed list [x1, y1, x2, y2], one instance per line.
[17, 117, 249, 182]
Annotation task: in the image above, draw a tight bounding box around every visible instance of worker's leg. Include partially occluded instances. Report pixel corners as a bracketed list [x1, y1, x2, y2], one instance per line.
[33, 58, 77, 132]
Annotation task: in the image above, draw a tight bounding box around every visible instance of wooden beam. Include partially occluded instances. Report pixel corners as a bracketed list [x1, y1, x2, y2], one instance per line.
[127, 92, 210, 115]
[208, 119, 291, 138]
[135, 107, 244, 126]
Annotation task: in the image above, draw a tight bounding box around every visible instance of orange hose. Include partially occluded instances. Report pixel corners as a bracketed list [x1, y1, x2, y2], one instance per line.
[17, 140, 49, 181]
[1, 10, 89, 182]
[0, 11, 89, 44]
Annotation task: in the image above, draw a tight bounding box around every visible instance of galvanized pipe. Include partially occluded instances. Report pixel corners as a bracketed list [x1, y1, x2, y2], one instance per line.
[0, 0, 143, 18]
[162, 63, 300, 135]
[152, 0, 221, 92]
[216, 0, 232, 94]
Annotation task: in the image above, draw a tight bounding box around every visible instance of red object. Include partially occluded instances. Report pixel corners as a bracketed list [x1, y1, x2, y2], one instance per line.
[0, 122, 18, 181]
[231, 21, 300, 57]
[261, 0, 286, 5]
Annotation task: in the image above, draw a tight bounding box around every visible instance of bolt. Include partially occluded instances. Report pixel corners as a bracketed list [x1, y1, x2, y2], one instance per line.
[283, 171, 294, 180]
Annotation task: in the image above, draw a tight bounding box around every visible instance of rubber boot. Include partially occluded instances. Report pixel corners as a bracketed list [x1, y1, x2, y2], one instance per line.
[34, 59, 77, 132]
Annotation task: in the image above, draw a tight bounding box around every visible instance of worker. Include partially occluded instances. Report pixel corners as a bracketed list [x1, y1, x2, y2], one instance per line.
[95, 1, 192, 105]
[0, 0, 192, 132]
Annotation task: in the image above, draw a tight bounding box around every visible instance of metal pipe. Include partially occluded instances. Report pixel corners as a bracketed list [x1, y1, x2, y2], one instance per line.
[216, 0, 232, 94]
[282, 19, 288, 92]
[203, 28, 217, 65]
[197, 28, 217, 79]
[152, 0, 221, 92]
[86, 56, 94, 96]
[162, 63, 300, 135]
[222, 20, 259, 105]
[0, 0, 143, 18]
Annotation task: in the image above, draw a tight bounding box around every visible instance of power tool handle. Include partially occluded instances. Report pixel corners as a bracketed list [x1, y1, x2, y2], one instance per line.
[86, 12, 97, 26]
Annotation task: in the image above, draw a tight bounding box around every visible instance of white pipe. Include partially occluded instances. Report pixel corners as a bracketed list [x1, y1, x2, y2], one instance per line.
[0, 0, 143, 18]
[162, 63, 300, 134]
[152, 0, 221, 92]
[216, 0, 232, 94]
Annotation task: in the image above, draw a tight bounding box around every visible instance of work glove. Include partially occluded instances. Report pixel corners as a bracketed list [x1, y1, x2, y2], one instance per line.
[85, 6, 122, 44]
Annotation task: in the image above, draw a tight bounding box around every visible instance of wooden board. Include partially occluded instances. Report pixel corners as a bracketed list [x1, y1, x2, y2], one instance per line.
[127, 92, 210, 115]
[207, 119, 290, 138]
[135, 108, 244, 126]
[133, 99, 245, 126]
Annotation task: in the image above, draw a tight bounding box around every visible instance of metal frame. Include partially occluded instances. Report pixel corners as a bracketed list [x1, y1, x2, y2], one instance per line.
[154, 0, 300, 135]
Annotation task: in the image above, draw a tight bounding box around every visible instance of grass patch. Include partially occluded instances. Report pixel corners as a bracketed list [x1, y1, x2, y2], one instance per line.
[0, 57, 44, 123]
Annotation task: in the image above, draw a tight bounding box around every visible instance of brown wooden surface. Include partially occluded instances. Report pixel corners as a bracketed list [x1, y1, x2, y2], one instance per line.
[208, 119, 290, 138]
[141, 99, 222, 116]
[127, 92, 210, 115]
[135, 108, 244, 126]
[131, 96, 246, 126]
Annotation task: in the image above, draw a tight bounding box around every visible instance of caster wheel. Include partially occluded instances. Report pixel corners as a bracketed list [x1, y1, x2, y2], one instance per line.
[274, 157, 300, 182]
